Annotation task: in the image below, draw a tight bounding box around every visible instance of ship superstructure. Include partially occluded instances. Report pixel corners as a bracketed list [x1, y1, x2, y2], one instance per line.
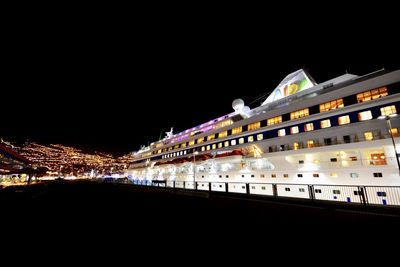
[127, 69, 400, 206]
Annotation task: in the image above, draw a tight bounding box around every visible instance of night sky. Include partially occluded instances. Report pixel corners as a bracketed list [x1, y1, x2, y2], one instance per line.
[2, 18, 399, 155]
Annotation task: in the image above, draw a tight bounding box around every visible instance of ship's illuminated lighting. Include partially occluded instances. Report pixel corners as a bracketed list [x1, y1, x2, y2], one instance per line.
[299, 162, 319, 171]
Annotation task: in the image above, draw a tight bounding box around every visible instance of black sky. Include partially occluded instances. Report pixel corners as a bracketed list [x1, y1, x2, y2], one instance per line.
[2, 11, 399, 155]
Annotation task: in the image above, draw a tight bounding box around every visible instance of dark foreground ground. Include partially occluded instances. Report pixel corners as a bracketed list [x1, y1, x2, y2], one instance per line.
[2, 180, 398, 262]
[2, 180, 399, 227]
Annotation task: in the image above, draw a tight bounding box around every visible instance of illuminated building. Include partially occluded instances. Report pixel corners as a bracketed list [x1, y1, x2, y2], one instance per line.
[127, 69, 400, 206]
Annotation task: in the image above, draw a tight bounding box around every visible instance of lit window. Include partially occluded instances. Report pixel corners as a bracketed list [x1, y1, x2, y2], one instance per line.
[257, 134, 263, 141]
[189, 140, 195, 146]
[181, 143, 186, 148]
[212, 144, 216, 150]
[248, 136, 254, 143]
[267, 116, 282, 126]
[219, 131, 228, 138]
[307, 140, 315, 148]
[239, 138, 244, 144]
[380, 105, 397, 116]
[197, 137, 204, 144]
[231, 140, 237, 146]
[174, 144, 180, 149]
[232, 126, 242, 135]
[330, 173, 338, 177]
[364, 132, 373, 141]
[218, 143, 223, 148]
[338, 115, 350, 125]
[357, 87, 388, 103]
[319, 98, 344, 112]
[216, 119, 233, 129]
[278, 129, 286, 137]
[207, 134, 215, 141]
[291, 126, 299, 134]
[224, 141, 229, 147]
[290, 108, 309, 120]
[206, 145, 210, 151]
[304, 123, 314, 132]
[248, 122, 261, 131]
[320, 119, 331, 128]
[293, 142, 299, 150]
[201, 146, 205, 152]
[390, 128, 399, 137]
[358, 111, 373, 121]
[158, 149, 162, 154]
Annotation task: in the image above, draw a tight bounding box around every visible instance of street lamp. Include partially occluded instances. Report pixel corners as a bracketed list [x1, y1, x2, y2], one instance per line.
[193, 151, 199, 189]
[378, 113, 400, 175]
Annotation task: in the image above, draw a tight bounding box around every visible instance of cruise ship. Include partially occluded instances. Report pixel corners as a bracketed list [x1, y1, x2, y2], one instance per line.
[127, 68, 400, 206]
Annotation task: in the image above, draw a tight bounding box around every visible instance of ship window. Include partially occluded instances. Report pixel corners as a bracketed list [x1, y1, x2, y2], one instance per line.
[299, 160, 304, 164]
[219, 131, 228, 138]
[251, 186, 255, 190]
[224, 141, 229, 147]
[271, 174, 276, 178]
[390, 128, 400, 137]
[315, 189, 322, 193]
[218, 143, 223, 148]
[299, 188, 305, 192]
[201, 146, 205, 152]
[313, 174, 319, 178]
[260, 174, 265, 178]
[242, 175, 245, 178]
[304, 123, 314, 132]
[232, 126, 242, 135]
[330, 173, 338, 177]
[231, 140, 237, 146]
[293, 142, 300, 150]
[377, 192, 387, 197]
[283, 174, 289, 178]
[239, 138, 245, 144]
[226, 175, 229, 178]
[257, 134, 263, 141]
[242, 186, 245, 189]
[291, 126, 299, 134]
[350, 173, 359, 178]
[261, 186, 266, 190]
[373, 172, 383, 178]
[338, 115, 350, 125]
[197, 137, 204, 144]
[319, 98, 344, 112]
[251, 174, 255, 178]
[267, 116, 282, 126]
[320, 119, 331, 128]
[248, 136, 254, 143]
[219, 175, 222, 178]
[189, 140, 195, 146]
[285, 188, 290, 192]
[358, 110, 373, 121]
[357, 87, 388, 103]
[206, 145, 211, 151]
[381, 105, 397, 116]
[307, 140, 315, 148]
[333, 190, 341, 194]
[330, 158, 337, 162]
[278, 129, 286, 137]
[212, 144, 216, 150]
[207, 134, 215, 141]
[248, 122, 261, 131]
[290, 108, 309, 120]
[364, 132, 373, 141]
[297, 174, 303, 178]
[181, 143, 187, 148]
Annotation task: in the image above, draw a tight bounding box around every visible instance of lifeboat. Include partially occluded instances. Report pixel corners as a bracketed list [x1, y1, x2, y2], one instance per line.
[215, 149, 243, 158]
